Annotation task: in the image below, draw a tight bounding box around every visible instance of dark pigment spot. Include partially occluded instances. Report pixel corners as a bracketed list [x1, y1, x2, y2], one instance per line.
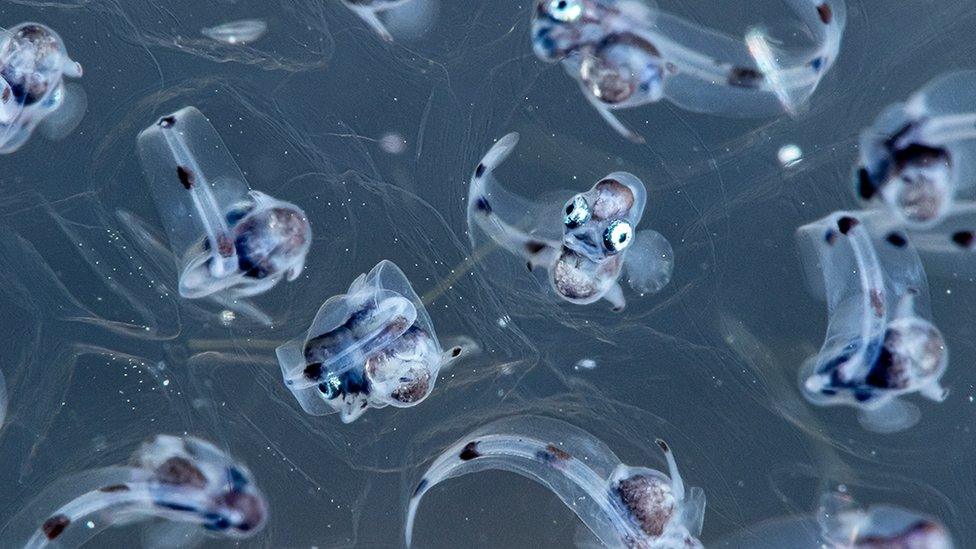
[413, 478, 429, 496]
[837, 216, 859, 234]
[99, 484, 131, 493]
[885, 232, 907, 248]
[474, 197, 491, 214]
[817, 3, 833, 24]
[952, 231, 974, 248]
[728, 67, 763, 89]
[157, 456, 208, 488]
[546, 444, 571, 461]
[304, 362, 323, 381]
[824, 229, 837, 245]
[475, 163, 486, 178]
[158, 115, 176, 128]
[459, 441, 481, 461]
[450, 346, 462, 358]
[857, 168, 877, 199]
[42, 515, 70, 540]
[177, 166, 194, 190]
[525, 240, 547, 255]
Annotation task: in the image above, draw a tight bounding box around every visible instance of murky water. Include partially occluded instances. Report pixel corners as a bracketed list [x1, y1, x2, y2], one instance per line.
[0, 1, 972, 547]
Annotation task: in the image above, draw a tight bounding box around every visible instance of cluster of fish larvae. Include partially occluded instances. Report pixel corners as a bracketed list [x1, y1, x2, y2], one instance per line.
[277, 260, 467, 423]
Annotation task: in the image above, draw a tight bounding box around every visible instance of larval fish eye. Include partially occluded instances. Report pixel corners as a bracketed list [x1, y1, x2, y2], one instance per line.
[564, 194, 592, 228]
[603, 219, 633, 253]
[4, 435, 266, 546]
[531, 0, 847, 142]
[405, 416, 705, 548]
[137, 106, 311, 317]
[467, 132, 673, 310]
[276, 260, 473, 423]
[856, 71, 976, 228]
[796, 211, 949, 433]
[0, 22, 83, 154]
[544, 0, 584, 22]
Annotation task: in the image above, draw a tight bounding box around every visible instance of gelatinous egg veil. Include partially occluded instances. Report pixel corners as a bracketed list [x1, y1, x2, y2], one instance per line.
[0, 1, 971, 547]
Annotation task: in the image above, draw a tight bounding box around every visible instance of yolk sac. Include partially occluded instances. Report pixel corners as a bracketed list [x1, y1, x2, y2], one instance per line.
[137, 106, 311, 322]
[2, 435, 266, 547]
[796, 211, 948, 433]
[855, 71, 976, 228]
[405, 415, 705, 548]
[0, 22, 84, 154]
[276, 260, 475, 423]
[531, 0, 846, 141]
[467, 132, 674, 311]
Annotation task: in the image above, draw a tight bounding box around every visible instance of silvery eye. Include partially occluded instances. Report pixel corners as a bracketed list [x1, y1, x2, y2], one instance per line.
[564, 195, 591, 228]
[603, 220, 633, 252]
[547, 0, 583, 22]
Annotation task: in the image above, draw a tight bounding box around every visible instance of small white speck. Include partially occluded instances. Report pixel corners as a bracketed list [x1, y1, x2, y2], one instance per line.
[778, 144, 803, 167]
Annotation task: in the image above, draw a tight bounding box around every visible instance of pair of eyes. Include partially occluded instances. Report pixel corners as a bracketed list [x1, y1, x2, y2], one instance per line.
[564, 195, 634, 253]
[546, 0, 584, 22]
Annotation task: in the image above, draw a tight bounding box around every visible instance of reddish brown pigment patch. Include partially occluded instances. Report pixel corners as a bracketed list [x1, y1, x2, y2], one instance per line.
[870, 289, 885, 318]
[459, 441, 481, 461]
[42, 515, 70, 540]
[616, 475, 674, 537]
[817, 3, 833, 24]
[545, 444, 571, 461]
[952, 231, 974, 248]
[157, 456, 208, 488]
[837, 216, 859, 235]
[177, 165, 195, 190]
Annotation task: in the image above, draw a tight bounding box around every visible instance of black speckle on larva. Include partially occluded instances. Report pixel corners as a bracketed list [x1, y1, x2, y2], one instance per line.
[450, 346, 462, 358]
[475, 163, 486, 178]
[727, 67, 763, 89]
[304, 362, 323, 381]
[413, 478, 428, 496]
[951, 231, 974, 248]
[525, 240, 547, 255]
[817, 3, 833, 24]
[474, 197, 491, 214]
[824, 229, 837, 245]
[99, 484, 131, 493]
[42, 515, 70, 540]
[837, 216, 859, 235]
[857, 168, 877, 200]
[459, 441, 481, 461]
[158, 115, 176, 128]
[885, 232, 908, 248]
[177, 166, 194, 190]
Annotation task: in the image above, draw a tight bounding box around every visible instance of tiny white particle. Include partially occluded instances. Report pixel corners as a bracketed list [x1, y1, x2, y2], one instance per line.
[778, 144, 803, 167]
